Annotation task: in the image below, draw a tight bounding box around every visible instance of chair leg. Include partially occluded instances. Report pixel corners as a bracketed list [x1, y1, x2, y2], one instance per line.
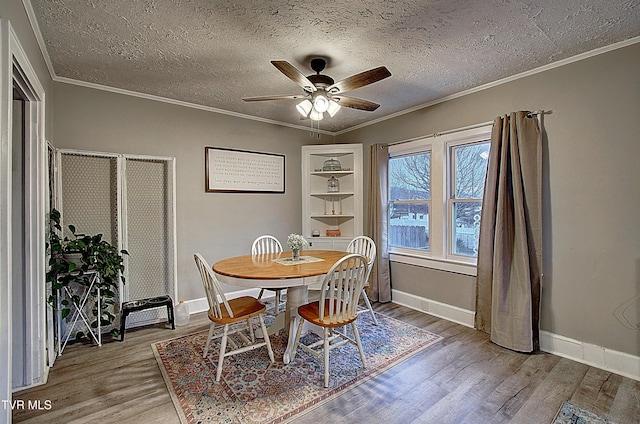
[323, 327, 331, 388]
[203, 323, 216, 358]
[216, 324, 229, 382]
[247, 317, 255, 343]
[361, 288, 378, 325]
[351, 322, 366, 368]
[290, 316, 306, 361]
[257, 288, 265, 300]
[258, 314, 275, 363]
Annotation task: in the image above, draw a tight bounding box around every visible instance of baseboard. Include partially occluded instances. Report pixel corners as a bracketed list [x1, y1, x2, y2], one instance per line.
[392, 290, 639, 381]
[539, 331, 640, 381]
[391, 289, 475, 328]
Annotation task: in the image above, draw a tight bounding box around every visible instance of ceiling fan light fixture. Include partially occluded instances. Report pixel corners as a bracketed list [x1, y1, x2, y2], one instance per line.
[309, 109, 324, 121]
[296, 99, 312, 117]
[313, 94, 329, 113]
[327, 100, 341, 117]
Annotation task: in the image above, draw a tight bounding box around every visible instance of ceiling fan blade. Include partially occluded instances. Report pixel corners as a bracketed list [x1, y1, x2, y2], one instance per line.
[327, 66, 391, 93]
[333, 96, 380, 111]
[242, 94, 307, 102]
[271, 61, 317, 92]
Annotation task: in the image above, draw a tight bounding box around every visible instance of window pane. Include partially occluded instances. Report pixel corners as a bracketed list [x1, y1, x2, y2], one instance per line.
[389, 202, 429, 250]
[453, 142, 490, 199]
[452, 202, 481, 257]
[389, 152, 431, 200]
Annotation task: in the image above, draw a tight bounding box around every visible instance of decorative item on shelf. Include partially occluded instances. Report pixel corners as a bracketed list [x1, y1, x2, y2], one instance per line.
[175, 300, 190, 326]
[312, 229, 320, 237]
[322, 157, 342, 171]
[327, 176, 340, 192]
[287, 234, 308, 261]
[326, 229, 341, 237]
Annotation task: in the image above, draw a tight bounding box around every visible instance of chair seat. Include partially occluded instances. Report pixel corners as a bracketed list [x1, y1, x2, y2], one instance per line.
[298, 300, 358, 328]
[208, 296, 267, 324]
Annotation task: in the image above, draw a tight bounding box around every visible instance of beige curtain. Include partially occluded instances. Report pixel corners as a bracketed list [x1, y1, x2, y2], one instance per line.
[475, 111, 542, 352]
[367, 144, 391, 303]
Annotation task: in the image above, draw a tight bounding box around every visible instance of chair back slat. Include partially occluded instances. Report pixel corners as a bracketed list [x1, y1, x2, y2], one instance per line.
[251, 235, 283, 255]
[346, 236, 376, 282]
[318, 253, 368, 325]
[194, 253, 234, 319]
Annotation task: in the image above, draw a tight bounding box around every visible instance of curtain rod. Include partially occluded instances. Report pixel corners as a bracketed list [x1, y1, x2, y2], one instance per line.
[389, 110, 549, 146]
[389, 120, 493, 146]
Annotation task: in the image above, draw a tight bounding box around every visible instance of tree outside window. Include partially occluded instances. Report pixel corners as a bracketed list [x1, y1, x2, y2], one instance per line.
[450, 142, 490, 257]
[389, 152, 430, 250]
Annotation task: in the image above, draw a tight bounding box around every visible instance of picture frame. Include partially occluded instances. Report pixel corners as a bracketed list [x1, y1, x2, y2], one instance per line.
[205, 147, 285, 193]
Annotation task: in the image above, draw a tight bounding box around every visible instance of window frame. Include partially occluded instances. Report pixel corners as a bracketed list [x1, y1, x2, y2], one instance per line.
[388, 139, 432, 256]
[388, 145, 432, 253]
[388, 124, 492, 276]
[446, 137, 491, 260]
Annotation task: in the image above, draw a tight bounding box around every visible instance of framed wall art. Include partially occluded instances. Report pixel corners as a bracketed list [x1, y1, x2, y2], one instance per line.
[205, 147, 285, 193]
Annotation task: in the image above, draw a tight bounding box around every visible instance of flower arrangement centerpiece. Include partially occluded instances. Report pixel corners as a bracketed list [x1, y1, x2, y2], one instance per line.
[287, 234, 308, 261]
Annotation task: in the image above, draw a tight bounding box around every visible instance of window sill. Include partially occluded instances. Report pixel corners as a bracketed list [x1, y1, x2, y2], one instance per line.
[389, 252, 477, 276]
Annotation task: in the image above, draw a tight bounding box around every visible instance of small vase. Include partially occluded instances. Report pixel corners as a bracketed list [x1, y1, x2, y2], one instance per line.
[292, 249, 301, 261]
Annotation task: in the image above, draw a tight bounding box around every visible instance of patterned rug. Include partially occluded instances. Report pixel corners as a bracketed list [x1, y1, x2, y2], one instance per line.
[152, 312, 442, 423]
[552, 401, 617, 424]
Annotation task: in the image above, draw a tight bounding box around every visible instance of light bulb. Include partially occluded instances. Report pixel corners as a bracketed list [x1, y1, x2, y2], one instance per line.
[327, 100, 341, 117]
[309, 109, 324, 121]
[296, 99, 312, 117]
[313, 95, 329, 113]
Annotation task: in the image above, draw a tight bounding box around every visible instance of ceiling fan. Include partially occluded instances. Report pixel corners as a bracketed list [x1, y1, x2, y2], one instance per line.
[242, 58, 391, 120]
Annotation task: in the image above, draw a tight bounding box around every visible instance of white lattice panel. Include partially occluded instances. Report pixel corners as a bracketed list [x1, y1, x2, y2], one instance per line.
[59, 153, 119, 336]
[123, 158, 175, 327]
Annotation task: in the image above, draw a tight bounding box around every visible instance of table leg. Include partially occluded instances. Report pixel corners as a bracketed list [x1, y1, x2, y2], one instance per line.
[283, 285, 308, 364]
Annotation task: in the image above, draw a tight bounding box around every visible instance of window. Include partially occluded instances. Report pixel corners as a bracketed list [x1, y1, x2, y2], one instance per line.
[388, 124, 492, 274]
[448, 141, 490, 258]
[389, 151, 431, 251]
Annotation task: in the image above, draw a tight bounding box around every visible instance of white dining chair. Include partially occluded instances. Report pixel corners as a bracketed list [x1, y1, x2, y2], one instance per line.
[194, 253, 275, 382]
[251, 235, 284, 315]
[346, 236, 379, 325]
[290, 253, 368, 388]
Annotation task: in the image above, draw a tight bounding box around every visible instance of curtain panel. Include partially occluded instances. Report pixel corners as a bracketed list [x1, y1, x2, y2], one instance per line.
[475, 111, 542, 352]
[368, 144, 391, 303]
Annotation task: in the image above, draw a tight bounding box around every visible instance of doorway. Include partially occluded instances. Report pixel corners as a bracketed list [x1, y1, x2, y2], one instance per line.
[1, 19, 48, 398]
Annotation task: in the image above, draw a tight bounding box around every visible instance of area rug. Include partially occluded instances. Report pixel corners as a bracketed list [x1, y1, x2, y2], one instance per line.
[152, 312, 442, 424]
[552, 401, 617, 424]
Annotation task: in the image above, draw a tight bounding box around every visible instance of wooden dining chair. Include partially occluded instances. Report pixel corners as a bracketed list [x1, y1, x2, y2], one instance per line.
[194, 253, 275, 382]
[346, 236, 379, 325]
[290, 253, 368, 387]
[251, 235, 284, 315]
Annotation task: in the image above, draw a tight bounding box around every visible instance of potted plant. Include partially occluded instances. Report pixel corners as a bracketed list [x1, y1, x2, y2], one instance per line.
[46, 208, 129, 338]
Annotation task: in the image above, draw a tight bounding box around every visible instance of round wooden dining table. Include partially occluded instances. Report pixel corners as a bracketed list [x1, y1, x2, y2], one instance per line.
[213, 249, 349, 364]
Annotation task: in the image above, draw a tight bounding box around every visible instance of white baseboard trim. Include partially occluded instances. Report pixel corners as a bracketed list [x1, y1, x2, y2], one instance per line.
[391, 289, 475, 328]
[539, 331, 640, 382]
[392, 289, 640, 381]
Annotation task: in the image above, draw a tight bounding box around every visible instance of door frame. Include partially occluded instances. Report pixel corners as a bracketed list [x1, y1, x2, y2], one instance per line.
[0, 18, 48, 405]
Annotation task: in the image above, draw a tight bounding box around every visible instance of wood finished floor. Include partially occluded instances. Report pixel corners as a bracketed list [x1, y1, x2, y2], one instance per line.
[13, 303, 640, 424]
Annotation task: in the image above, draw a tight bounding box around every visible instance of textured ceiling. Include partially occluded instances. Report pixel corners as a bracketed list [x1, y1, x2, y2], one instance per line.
[28, 0, 640, 133]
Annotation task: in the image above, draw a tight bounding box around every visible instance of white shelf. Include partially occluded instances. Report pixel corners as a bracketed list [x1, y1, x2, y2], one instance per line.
[310, 192, 354, 197]
[310, 170, 354, 176]
[302, 144, 363, 246]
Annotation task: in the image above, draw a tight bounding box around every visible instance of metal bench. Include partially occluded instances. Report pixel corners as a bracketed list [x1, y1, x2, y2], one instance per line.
[120, 295, 175, 341]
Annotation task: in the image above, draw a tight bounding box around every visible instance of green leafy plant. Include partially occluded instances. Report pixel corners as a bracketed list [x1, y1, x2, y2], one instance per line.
[46, 208, 129, 337]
